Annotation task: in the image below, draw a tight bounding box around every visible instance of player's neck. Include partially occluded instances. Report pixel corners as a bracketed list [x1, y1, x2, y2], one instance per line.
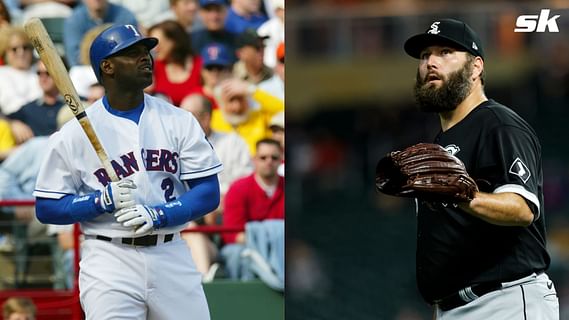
[105, 90, 145, 111]
[439, 86, 487, 132]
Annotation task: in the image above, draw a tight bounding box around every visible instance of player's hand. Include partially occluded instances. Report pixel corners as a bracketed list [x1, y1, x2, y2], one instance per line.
[114, 204, 167, 235]
[97, 179, 137, 213]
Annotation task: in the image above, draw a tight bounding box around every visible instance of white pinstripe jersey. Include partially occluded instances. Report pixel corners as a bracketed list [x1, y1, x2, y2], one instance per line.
[33, 94, 223, 237]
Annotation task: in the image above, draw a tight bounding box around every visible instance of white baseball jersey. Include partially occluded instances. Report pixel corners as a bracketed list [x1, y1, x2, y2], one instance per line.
[33, 94, 223, 238]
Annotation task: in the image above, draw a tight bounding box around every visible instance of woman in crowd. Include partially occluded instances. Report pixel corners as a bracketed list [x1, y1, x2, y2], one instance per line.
[0, 27, 41, 117]
[0, 27, 42, 146]
[148, 20, 203, 106]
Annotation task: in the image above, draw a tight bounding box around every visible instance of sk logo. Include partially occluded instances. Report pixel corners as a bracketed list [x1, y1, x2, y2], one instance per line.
[428, 22, 441, 34]
[514, 9, 560, 33]
[508, 157, 531, 183]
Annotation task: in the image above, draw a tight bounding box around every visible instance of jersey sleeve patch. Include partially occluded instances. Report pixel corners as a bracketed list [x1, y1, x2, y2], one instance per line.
[508, 157, 531, 183]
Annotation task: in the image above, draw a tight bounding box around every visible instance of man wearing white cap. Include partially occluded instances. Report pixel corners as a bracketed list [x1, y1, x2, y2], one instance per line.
[256, 0, 284, 68]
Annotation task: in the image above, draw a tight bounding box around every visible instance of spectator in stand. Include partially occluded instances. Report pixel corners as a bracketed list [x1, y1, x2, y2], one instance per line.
[63, 0, 137, 67]
[7, 60, 64, 140]
[234, 28, 272, 84]
[2, 297, 36, 320]
[0, 27, 42, 116]
[268, 111, 284, 176]
[107, 0, 170, 33]
[180, 93, 252, 279]
[212, 78, 284, 155]
[191, 0, 237, 61]
[256, 0, 283, 68]
[258, 40, 283, 101]
[224, 0, 267, 35]
[187, 42, 234, 109]
[148, 20, 203, 106]
[19, 0, 75, 22]
[153, 0, 202, 33]
[221, 138, 284, 280]
[69, 24, 110, 100]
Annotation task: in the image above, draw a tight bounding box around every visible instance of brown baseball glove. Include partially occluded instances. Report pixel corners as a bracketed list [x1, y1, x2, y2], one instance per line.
[375, 143, 478, 202]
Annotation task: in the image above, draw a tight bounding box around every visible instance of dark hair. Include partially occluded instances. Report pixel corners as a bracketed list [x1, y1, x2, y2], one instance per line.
[148, 20, 193, 65]
[192, 94, 213, 114]
[256, 138, 282, 152]
[0, 1, 11, 24]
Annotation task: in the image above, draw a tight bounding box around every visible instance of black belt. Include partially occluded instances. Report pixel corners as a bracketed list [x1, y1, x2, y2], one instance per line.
[95, 234, 174, 247]
[435, 281, 502, 311]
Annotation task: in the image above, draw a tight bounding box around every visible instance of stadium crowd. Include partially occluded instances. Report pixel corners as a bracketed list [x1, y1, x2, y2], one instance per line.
[0, 0, 284, 290]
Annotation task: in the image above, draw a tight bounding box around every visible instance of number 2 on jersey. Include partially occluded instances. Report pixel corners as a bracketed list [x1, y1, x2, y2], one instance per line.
[161, 178, 175, 202]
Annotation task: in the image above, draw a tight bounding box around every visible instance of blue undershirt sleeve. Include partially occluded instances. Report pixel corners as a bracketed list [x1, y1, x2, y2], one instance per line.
[36, 192, 106, 225]
[156, 174, 220, 228]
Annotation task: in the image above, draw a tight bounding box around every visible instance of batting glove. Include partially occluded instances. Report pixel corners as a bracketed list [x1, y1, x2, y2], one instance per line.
[95, 179, 137, 213]
[114, 204, 167, 235]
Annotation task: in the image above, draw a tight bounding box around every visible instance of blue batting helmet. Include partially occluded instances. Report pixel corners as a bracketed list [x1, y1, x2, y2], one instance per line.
[89, 24, 158, 82]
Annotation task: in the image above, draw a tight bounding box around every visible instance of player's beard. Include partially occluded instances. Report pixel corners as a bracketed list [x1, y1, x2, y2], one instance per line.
[413, 61, 473, 113]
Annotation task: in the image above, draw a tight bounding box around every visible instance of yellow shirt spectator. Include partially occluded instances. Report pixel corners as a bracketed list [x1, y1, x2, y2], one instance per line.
[211, 81, 284, 155]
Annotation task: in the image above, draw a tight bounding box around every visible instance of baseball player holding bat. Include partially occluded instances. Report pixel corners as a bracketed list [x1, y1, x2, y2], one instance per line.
[33, 24, 222, 319]
[376, 19, 558, 319]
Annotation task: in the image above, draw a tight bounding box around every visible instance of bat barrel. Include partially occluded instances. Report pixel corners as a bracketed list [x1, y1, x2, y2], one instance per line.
[23, 18, 119, 182]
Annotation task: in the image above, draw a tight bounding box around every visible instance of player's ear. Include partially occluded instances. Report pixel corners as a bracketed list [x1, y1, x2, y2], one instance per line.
[472, 56, 483, 82]
[100, 59, 114, 78]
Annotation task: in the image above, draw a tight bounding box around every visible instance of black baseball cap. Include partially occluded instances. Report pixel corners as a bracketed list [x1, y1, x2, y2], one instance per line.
[404, 19, 484, 60]
[236, 29, 269, 49]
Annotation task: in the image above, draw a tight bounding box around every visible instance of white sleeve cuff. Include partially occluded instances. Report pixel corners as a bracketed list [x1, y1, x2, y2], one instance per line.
[32, 189, 68, 200]
[493, 184, 540, 220]
[180, 163, 223, 181]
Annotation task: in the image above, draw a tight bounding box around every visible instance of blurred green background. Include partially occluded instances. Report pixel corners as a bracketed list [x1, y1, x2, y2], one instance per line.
[285, 1, 569, 319]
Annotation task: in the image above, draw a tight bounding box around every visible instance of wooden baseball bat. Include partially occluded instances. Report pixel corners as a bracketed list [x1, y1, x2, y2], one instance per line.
[24, 18, 119, 182]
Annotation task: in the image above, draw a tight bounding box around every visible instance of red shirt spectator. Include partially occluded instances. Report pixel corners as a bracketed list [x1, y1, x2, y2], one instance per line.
[148, 20, 202, 106]
[152, 56, 203, 106]
[222, 138, 284, 244]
